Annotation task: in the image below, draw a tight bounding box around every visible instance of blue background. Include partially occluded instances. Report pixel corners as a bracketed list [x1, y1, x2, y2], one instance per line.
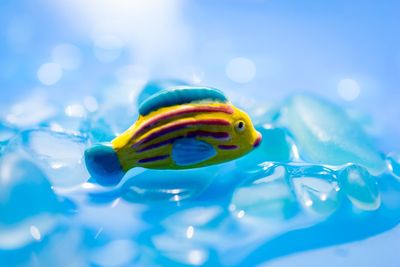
[1, 1, 399, 153]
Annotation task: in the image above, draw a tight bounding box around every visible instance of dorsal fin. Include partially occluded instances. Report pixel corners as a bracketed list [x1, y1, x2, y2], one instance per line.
[138, 86, 228, 116]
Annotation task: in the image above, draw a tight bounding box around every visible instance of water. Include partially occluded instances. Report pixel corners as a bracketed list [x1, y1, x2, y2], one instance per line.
[0, 153, 72, 251]
[1, 82, 399, 267]
[21, 129, 89, 187]
[1, 1, 400, 266]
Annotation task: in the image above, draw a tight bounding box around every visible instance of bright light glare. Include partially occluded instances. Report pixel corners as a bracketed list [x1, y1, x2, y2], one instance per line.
[188, 249, 206, 265]
[30, 226, 41, 241]
[226, 57, 256, 83]
[337, 78, 361, 101]
[186, 226, 194, 239]
[51, 0, 188, 66]
[52, 43, 82, 70]
[37, 62, 63, 85]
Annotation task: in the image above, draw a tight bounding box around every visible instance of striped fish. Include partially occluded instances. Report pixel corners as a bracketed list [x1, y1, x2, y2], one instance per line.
[85, 86, 262, 186]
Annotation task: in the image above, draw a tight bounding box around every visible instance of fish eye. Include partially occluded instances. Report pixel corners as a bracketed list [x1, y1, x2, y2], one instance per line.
[235, 120, 245, 132]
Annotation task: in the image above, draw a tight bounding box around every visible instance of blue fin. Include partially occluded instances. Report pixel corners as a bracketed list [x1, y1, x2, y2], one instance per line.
[84, 143, 125, 186]
[138, 86, 228, 116]
[172, 138, 217, 166]
[136, 79, 188, 107]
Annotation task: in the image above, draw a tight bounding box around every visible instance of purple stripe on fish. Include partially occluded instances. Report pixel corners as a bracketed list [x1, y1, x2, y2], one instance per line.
[132, 119, 230, 148]
[136, 131, 230, 153]
[137, 154, 169, 164]
[132, 105, 234, 139]
[218, 145, 238, 150]
[136, 136, 183, 152]
[187, 130, 230, 139]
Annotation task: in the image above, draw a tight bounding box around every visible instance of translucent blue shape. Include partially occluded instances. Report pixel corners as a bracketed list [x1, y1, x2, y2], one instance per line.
[231, 164, 299, 220]
[118, 166, 219, 203]
[0, 154, 61, 225]
[41, 112, 89, 138]
[89, 104, 138, 140]
[0, 122, 17, 146]
[0, 122, 17, 155]
[136, 79, 188, 107]
[151, 233, 210, 266]
[281, 94, 385, 175]
[235, 127, 292, 172]
[90, 240, 138, 267]
[289, 165, 340, 217]
[139, 86, 227, 116]
[4, 93, 56, 128]
[257, 127, 292, 162]
[88, 117, 117, 143]
[21, 129, 90, 187]
[0, 154, 63, 249]
[162, 206, 223, 230]
[338, 164, 380, 211]
[172, 138, 217, 166]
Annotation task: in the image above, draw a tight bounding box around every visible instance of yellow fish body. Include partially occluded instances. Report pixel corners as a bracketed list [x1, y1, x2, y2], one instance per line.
[85, 87, 262, 186]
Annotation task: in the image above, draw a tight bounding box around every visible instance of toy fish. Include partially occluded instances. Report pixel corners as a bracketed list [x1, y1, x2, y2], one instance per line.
[85, 86, 262, 186]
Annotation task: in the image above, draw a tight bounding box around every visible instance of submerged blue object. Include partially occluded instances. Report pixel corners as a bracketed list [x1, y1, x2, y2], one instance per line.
[280, 93, 385, 175]
[138, 86, 228, 116]
[338, 164, 380, 211]
[84, 144, 125, 186]
[172, 138, 217, 166]
[0, 154, 62, 226]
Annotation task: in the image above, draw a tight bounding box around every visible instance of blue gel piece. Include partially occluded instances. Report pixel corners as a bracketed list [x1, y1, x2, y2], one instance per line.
[281, 94, 385, 175]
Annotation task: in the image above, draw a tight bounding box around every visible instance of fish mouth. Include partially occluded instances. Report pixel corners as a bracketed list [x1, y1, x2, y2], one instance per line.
[253, 132, 262, 148]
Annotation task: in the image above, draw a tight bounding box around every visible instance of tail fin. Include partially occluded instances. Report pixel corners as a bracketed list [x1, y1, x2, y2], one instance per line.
[84, 143, 125, 186]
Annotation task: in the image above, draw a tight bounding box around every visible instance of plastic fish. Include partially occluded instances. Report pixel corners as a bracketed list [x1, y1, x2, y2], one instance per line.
[85, 86, 262, 186]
